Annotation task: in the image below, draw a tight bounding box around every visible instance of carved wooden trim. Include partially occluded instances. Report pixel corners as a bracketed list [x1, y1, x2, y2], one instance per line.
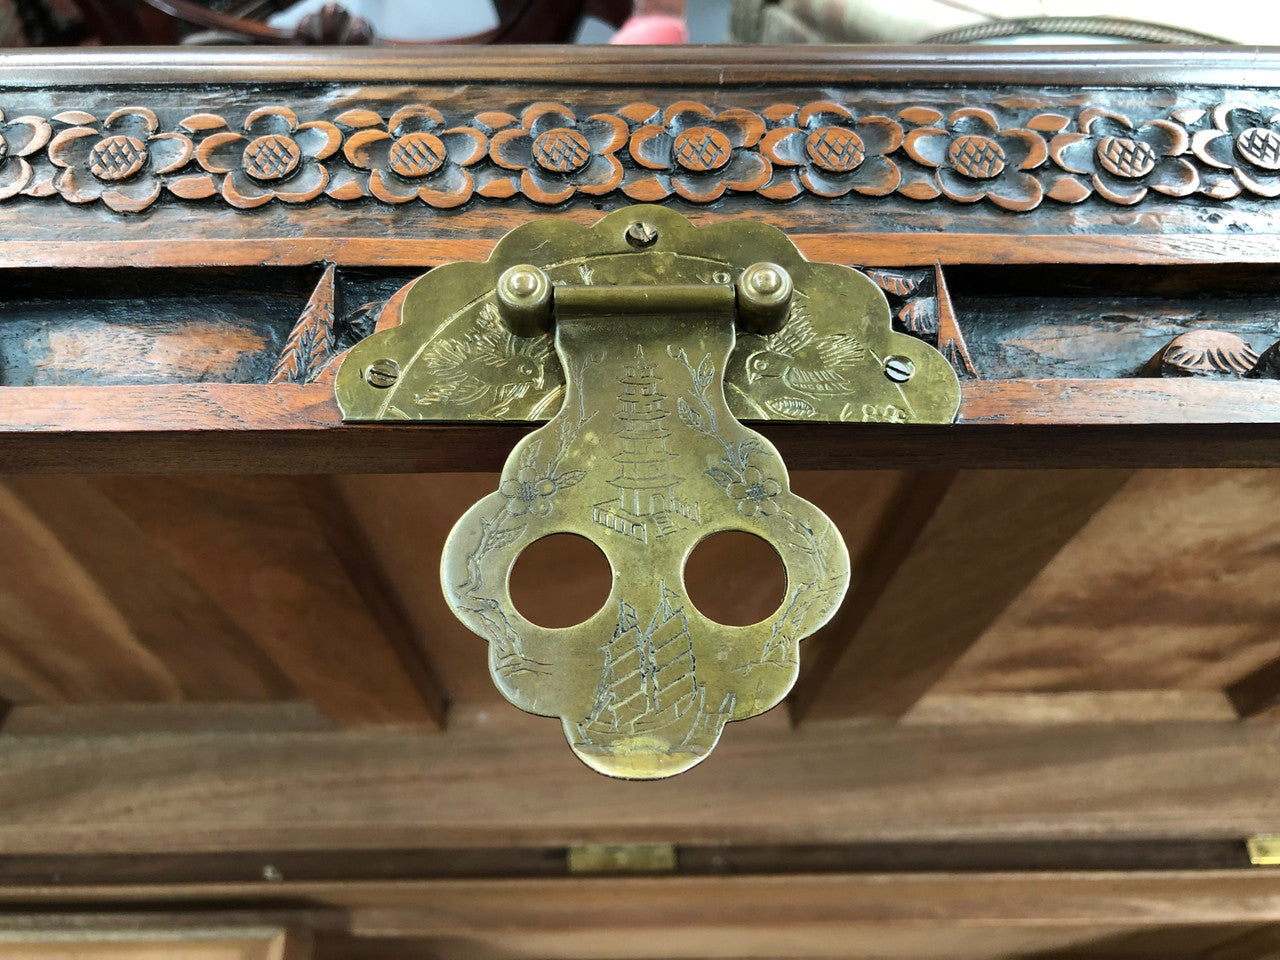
[6, 97, 1280, 213]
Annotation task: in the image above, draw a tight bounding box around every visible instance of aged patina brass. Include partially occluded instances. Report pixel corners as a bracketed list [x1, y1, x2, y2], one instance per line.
[337, 206, 959, 778]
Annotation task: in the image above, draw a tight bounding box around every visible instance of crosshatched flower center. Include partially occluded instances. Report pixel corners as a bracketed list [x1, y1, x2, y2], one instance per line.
[744, 482, 771, 502]
[243, 134, 301, 181]
[1237, 127, 1280, 171]
[532, 128, 591, 173]
[805, 126, 865, 173]
[947, 134, 1005, 179]
[89, 135, 147, 182]
[1096, 136, 1156, 178]
[672, 126, 732, 172]
[388, 131, 445, 178]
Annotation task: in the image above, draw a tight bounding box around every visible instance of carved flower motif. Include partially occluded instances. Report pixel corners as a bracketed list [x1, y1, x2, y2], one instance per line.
[726, 465, 781, 517]
[193, 107, 340, 209]
[904, 108, 1047, 211]
[500, 467, 559, 517]
[342, 105, 486, 207]
[1192, 104, 1280, 198]
[0, 109, 50, 200]
[48, 107, 190, 212]
[759, 102, 902, 199]
[1049, 108, 1197, 205]
[625, 101, 770, 202]
[488, 102, 627, 204]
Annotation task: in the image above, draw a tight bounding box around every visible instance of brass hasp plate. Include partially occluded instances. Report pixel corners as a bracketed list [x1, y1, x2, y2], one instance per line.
[336, 206, 959, 779]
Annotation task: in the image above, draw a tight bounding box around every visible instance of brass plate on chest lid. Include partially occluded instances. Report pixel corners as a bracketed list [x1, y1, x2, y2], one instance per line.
[336, 206, 958, 779]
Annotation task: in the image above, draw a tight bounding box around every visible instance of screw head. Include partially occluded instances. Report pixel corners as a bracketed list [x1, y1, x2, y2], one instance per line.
[625, 221, 658, 248]
[365, 358, 400, 388]
[883, 356, 915, 383]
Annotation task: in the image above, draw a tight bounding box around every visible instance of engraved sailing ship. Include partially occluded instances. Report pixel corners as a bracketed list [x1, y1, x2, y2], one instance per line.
[573, 582, 733, 756]
[592, 351, 700, 542]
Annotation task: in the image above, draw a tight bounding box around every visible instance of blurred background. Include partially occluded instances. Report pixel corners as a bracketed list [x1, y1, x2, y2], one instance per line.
[0, 0, 1253, 48]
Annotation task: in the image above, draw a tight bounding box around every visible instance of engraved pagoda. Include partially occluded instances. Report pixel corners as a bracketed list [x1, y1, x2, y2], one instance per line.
[592, 353, 700, 542]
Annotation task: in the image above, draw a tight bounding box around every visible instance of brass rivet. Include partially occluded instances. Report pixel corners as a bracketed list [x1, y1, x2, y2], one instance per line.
[748, 266, 784, 296]
[365, 358, 400, 388]
[737, 261, 792, 335]
[502, 266, 543, 300]
[496, 264, 553, 337]
[625, 221, 658, 247]
[883, 356, 915, 383]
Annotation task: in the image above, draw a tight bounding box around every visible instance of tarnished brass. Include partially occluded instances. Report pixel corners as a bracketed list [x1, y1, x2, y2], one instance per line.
[568, 843, 678, 874]
[336, 206, 959, 779]
[1248, 836, 1280, 865]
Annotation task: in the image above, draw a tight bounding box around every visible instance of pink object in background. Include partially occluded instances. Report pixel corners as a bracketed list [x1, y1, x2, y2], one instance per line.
[610, 14, 688, 43]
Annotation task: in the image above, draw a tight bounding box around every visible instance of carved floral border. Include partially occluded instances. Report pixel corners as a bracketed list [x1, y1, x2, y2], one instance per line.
[5, 98, 1279, 213]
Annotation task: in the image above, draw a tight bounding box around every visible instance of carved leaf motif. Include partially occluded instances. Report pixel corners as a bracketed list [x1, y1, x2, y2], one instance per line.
[865, 269, 921, 297]
[897, 297, 939, 337]
[269, 263, 336, 384]
[1155, 330, 1261, 378]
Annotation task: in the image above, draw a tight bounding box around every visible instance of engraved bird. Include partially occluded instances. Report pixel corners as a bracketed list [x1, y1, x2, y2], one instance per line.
[743, 313, 867, 395]
[413, 326, 551, 416]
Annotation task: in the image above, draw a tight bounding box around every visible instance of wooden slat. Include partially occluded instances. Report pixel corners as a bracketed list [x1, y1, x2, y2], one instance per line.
[791, 470, 1132, 723]
[0, 714, 1275, 854]
[904, 690, 1240, 725]
[0, 478, 293, 704]
[5, 382, 1280, 475]
[0, 874, 1278, 960]
[939, 469, 1280, 697]
[0, 925, 306, 960]
[84, 477, 445, 727]
[1226, 659, 1280, 720]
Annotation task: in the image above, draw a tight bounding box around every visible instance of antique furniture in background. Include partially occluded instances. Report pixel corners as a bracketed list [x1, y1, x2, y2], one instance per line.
[2, 43, 1280, 958]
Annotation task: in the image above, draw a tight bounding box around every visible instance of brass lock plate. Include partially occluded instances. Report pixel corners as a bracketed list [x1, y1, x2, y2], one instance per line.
[335, 208, 961, 426]
[336, 206, 959, 779]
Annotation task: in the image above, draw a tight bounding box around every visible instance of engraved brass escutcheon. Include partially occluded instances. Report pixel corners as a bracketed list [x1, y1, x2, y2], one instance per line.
[336, 206, 959, 778]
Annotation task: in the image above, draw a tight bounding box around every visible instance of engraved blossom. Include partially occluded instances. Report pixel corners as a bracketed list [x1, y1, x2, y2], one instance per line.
[500, 466, 558, 517]
[904, 108, 1047, 212]
[0, 108, 50, 201]
[759, 102, 902, 199]
[726, 465, 781, 517]
[48, 107, 190, 212]
[624, 101, 770, 203]
[1193, 104, 1280, 198]
[192, 106, 340, 209]
[1050, 108, 1197, 205]
[489, 101, 627, 204]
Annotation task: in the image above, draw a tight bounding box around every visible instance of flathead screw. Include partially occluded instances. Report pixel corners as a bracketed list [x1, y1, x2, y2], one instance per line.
[883, 356, 915, 383]
[365, 358, 400, 388]
[625, 221, 658, 248]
